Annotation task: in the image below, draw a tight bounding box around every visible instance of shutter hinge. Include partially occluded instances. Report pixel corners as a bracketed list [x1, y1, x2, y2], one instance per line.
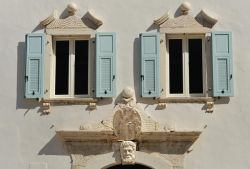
[230, 74, 233, 79]
[141, 75, 144, 80]
[25, 76, 28, 82]
[104, 90, 107, 94]
[113, 75, 115, 80]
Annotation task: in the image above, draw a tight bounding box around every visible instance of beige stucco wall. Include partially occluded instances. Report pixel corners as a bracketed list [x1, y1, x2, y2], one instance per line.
[0, 0, 250, 168]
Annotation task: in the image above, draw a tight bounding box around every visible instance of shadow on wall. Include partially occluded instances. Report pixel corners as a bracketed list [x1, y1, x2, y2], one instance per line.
[16, 42, 42, 114]
[146, 24, 158, 32]
[32, 24, 44, 33]
[39, 135, 68, 156]
[133, 37, 140, 102]
[214, 97, 230, 104]
[174, 5, 183, 18]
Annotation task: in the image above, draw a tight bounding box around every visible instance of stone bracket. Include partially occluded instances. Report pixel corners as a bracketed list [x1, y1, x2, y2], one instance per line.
[206, 101, 214, 113]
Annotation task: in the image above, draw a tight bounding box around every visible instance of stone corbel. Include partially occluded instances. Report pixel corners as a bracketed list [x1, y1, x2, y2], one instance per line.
[88, 102, 97, 110]
[157, 102, 167, 110]
[42, 102, 51, 114]
[206, 101, 214, 113]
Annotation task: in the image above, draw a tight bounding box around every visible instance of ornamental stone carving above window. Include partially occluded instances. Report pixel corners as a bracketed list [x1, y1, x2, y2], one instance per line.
[40, 2, 103, 35]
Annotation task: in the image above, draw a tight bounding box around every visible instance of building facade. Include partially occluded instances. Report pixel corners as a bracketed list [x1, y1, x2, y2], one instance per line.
[1, 0, 250, 169]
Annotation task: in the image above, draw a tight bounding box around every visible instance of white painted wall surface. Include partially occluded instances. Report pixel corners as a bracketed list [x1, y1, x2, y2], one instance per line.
[0, 0, 250, 168]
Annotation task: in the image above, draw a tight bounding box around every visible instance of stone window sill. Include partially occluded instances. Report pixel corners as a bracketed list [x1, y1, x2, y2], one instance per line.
[42, 98, 98, 104]
[157, 97, 213, 103]
[157, 97, 214, 112]
[41, 98, 98, 113]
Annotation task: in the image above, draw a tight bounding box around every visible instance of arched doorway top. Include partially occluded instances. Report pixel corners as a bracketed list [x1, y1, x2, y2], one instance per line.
[83, 151, 172, 169]
[106, 164, 153, 169]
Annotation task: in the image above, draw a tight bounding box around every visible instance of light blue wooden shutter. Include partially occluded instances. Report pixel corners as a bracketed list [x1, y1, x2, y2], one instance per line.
[212, 32, 233, 96]
[25, 33, 45, 98]
[140, 33, 160, 97]
[96, 32, 116, 97]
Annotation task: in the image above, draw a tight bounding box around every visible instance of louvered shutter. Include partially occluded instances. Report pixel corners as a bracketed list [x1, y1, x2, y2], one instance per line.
[25, 33, 45, 98]
[140, 33, 160, 97]
[212, 32, 233, 96]
[96, 32, 116, 97]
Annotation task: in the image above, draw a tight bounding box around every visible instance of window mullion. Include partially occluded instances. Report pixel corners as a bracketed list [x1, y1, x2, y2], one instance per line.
[69, 40, 75, 97]
[183, 36, 189, 96]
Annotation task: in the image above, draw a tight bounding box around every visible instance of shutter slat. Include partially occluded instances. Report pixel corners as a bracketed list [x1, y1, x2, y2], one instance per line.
[25, 33, 45, 98]
[144, 60, 156, 91]
[140, 33, 160, 97]
[217, 58, 229, 91]
[100, 58, 112, 91]
[96, 33, 116, 97]
[212, 32, 233, 96]
[29, 59, 40, 92]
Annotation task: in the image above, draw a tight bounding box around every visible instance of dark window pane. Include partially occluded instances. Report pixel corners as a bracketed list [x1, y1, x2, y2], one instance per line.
[169, 39, 183, 94]
[189, 39, 203, 94]
[55, 41, 69, 95]
[107, 164, 152, 169]
[75, 40, 88, 95]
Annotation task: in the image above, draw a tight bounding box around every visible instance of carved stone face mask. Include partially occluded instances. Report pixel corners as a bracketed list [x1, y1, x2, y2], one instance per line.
[121, 146, 135, 163]
[120, 141, 136, 165]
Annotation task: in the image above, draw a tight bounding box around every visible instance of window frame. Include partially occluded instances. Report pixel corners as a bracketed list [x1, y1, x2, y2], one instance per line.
[51, 35, 93, 98]
[165, 34, 207, 97]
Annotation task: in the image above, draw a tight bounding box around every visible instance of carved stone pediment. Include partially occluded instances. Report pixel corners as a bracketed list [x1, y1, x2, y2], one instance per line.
[159, 14, 210, 33]
[46, 16, 88, 29]
[154, 2, 214, 33]
[40, 2, 103, 35]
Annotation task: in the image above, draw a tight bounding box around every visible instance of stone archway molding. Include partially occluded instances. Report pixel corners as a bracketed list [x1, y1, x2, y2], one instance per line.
[57, 87, 201, 169]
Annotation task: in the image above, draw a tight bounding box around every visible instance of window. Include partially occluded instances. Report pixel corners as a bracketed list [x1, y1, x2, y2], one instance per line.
[24, 7, 117, 112]
[52, 37, 90, 98]
[140, 13, 234, 99]
[140, 31, 233, 99]
[25, 33, 116, 100]
[166, 35, 206, 97]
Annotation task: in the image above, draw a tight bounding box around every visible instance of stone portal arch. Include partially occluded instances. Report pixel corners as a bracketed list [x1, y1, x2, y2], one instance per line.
[57, 88, 201, 169]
